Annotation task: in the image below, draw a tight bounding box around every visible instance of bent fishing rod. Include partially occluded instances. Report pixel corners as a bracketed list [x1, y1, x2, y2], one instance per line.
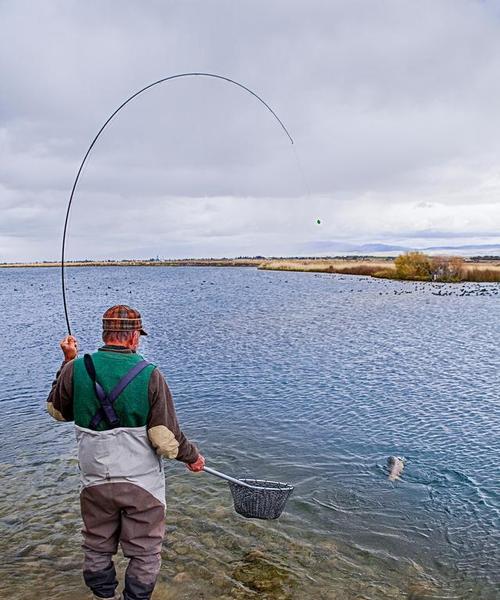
[61, 72, 294, 335]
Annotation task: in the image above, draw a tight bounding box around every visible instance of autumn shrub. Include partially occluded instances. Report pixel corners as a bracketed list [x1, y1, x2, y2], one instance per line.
[430, 256, 465, 282]
[394, 252, 432, 280]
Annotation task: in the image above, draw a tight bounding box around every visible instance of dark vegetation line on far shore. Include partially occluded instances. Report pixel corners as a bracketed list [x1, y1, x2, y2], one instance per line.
[1, 253, 499, 282]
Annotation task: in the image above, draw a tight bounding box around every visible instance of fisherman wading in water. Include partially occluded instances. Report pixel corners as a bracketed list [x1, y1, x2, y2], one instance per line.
[47, 305, 205, 600]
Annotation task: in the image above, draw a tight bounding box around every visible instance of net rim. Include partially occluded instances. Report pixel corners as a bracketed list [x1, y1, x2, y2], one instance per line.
[230, 478, 294, 492]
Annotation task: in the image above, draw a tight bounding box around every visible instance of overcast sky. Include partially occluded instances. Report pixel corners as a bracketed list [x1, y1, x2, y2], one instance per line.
[1, 0, 500, 261]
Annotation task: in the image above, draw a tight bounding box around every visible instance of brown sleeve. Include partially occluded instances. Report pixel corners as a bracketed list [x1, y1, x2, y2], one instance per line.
[147, 368, 199, 463]
[47, 360, 74, 422]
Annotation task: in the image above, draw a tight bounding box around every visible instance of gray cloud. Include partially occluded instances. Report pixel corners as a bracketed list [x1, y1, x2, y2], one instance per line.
[1, 0, 500, 261]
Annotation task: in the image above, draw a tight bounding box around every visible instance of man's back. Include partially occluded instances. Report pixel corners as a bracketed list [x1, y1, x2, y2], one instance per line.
[74, 347, 165, 506]
[73, 348, 155, 430]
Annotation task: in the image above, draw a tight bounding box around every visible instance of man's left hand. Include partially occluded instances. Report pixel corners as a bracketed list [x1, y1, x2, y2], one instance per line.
[60, 335, 78, 362]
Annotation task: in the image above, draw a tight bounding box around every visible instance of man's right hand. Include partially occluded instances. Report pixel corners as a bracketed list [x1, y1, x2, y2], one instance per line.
[186, 454, 205, 473]
[60, 335, 78, 362]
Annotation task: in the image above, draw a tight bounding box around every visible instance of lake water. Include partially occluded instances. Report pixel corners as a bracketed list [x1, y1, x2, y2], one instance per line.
[0, 266, 498, 599]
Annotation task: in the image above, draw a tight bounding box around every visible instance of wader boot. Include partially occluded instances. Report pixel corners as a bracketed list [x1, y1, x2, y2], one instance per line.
[93, 595, 122, 600]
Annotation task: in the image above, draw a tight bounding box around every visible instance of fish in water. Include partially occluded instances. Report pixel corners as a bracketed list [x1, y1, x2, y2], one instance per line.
[387, 456, 405, 481]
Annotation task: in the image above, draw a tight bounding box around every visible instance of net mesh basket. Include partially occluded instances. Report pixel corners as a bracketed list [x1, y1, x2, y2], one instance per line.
[227, 478, 294, 519]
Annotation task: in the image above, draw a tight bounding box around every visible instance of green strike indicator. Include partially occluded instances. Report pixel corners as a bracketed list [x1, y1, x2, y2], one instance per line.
[316, 219, 321, 225]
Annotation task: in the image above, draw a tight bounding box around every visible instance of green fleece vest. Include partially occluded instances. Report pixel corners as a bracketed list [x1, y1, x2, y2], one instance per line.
[73, 349, 156, 430]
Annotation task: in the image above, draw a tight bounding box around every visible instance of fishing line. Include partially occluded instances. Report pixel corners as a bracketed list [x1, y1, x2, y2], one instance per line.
[61, 72, 295, 335]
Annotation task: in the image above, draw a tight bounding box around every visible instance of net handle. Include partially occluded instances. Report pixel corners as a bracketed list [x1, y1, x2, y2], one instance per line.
[203, 466, 254, 488]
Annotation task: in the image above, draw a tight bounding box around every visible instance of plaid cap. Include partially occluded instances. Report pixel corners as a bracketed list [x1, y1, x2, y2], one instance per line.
[102, 305, 148, 336]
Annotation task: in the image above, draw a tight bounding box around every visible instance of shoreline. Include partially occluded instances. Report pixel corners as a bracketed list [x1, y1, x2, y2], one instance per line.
[1, 256, 499, 282]
[259, 258, 500, 282]
[0, 258, 263, 269]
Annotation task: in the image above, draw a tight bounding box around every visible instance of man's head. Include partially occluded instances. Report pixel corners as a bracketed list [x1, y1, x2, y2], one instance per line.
[102, 305, 147, 350]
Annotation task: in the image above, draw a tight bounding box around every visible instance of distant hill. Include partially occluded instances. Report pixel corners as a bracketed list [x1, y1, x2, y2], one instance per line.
[305, 241, 500, 256]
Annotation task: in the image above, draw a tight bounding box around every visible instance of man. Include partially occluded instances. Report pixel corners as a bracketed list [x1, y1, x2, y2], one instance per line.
[47, 305, 205, 600]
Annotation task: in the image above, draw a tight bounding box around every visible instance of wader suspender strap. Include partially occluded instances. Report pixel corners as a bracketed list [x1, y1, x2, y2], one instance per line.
[83, 354, 150, 430]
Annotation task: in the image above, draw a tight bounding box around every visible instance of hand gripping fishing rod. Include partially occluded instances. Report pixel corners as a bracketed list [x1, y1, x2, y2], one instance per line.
[61, 72, 294, 335]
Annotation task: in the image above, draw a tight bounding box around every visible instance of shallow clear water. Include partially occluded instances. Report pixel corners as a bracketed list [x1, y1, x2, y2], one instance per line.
[0, 266, 499, 599]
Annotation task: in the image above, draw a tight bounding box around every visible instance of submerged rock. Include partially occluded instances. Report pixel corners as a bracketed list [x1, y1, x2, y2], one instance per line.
[407, 581, 438, 599]
[59, 556, 81, 571]
[232, 549, 294, 598]
[16, 544, 34, 557]
[172, 571, 191, 584]
[172, 543, 190, 556]
[33, 543, 56, 558]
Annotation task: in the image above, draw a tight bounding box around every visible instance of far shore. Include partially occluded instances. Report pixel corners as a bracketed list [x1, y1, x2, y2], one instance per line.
[1, 256, 499, 282]
[259, 257, 500, 282]
[0, 258, 263, 268]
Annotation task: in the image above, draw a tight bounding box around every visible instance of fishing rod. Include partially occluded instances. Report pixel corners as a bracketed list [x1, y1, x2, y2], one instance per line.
[61, 72, 295, 335]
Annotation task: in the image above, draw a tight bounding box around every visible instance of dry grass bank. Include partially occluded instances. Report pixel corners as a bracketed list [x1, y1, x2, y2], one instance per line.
[259, 259, 395, 277]
[462, 266, 500, 282]
[259, 259, 394, 276]
[259, 257, 500, 282]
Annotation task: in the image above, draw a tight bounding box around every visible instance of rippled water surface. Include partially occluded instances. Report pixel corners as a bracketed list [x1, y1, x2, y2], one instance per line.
[0, 266, 499, 599]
